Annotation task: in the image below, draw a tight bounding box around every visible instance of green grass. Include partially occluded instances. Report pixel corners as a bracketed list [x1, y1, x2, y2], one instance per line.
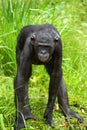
[0, 0, 87, 129]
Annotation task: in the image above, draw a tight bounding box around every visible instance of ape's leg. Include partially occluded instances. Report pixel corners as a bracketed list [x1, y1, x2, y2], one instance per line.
[57, 78, 83, 122]
[44, 62, 62, 127]
[14, 43, 36, 130]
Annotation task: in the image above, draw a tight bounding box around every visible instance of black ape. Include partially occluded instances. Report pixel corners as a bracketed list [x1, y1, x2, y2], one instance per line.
[14, 24, 82, 130]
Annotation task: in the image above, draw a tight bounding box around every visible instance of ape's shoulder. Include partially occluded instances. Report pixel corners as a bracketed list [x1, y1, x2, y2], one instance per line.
[17, 24, 60, 52]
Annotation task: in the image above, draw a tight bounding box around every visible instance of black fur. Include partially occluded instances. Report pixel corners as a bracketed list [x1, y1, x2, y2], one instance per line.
[14, 24, 83, 130]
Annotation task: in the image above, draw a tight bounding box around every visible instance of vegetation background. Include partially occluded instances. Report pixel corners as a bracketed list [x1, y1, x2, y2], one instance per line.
[0, 0, 87, 129]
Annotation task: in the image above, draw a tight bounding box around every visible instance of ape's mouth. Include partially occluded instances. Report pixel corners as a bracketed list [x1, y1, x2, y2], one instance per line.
[38, 54, 49, 62]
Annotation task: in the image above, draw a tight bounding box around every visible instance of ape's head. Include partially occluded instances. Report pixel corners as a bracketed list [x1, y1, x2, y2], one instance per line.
[30, 31, 59, 62]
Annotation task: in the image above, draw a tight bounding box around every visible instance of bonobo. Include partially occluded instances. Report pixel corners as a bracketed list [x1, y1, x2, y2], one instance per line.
[14, 24, 83, 130]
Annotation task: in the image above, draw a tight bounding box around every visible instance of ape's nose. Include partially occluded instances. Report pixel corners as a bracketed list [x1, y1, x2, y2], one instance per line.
[41, 50, 46, 55]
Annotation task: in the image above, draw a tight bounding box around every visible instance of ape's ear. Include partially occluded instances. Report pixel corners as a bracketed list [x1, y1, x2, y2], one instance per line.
[31, 33, 36, 41]
[30, 33, 36, 45]
[54, 35, 60, 42]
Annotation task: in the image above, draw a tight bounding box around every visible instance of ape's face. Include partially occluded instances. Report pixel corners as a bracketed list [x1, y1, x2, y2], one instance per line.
[30, 31, 59, 62]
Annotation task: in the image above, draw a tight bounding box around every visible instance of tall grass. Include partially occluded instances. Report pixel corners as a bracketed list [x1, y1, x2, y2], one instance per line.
[0, 0, 87, 129]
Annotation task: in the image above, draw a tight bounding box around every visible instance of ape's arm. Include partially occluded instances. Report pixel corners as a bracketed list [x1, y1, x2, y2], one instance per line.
[14, 39, 36, 130]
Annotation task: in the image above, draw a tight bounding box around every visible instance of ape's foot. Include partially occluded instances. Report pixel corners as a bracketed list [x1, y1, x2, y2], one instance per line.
[45, 119, 54, 128]
[65, 109, 83, 123]
[14, 112, 36, 130]
[14, 123, 25, 130]
[78, 116, 83, 123]
[21, 107, 37, 121]
[24, 112, 37, 121]
[44, 112, 54, 128]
